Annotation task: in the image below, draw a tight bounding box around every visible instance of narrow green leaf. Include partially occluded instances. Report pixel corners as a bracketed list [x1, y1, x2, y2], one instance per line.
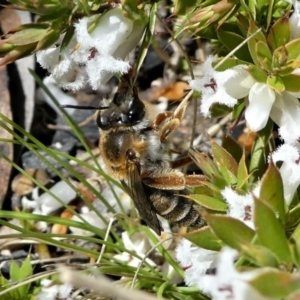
[259, 160, 286, 224]
[237, 152, 249, 190]
[287, 203, 300, 228]
[205, 214, 255, 250]
[184, 226, 222, 251]
[7, 27, 48, 46]
[36, 28, 60, 50]
[249, 119, 273, 182]
[254, 198, 291, 262]
[186, 194, 228, 212]
[134, 4, 156, 76]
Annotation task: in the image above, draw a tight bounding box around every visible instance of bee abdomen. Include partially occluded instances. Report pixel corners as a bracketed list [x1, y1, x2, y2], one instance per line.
[149, 190, 206, 229]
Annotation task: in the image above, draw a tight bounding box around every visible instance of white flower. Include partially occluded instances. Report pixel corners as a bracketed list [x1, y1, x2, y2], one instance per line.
[244, 83, 276, 131]
[269, 92, 300, 145]
[70, 211, 107, 236]
[224, 66, 300, 143]
[198, 248, 279, 300]
[286, 0, 300, 39]
[244, 82, 300, 142]
[37, 8, 145, 91]
[113, 231, 156, 267]
[189, 56, 248, 117]
[271, 144, 300, 205]
[37, 279, 73, 300]
[221, 187, 255, 229]
[189, 56, 300, 144]
[175, 239, 218, 286]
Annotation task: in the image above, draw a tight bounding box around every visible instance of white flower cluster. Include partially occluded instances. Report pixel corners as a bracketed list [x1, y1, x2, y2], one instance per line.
[176, 243, 278, 300]
[37, 8, 145, 91]
[189, 0, 300, 147]
[188, 0, 300, 219]
[37, 279, 73, 300]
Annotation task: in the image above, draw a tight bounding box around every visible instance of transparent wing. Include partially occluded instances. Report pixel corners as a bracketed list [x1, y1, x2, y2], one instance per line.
[121, 163, 163, 235]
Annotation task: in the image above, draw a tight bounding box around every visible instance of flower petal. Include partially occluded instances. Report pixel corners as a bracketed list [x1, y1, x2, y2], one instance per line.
[272, 144, 300, 205]
[245, 83, 276, 131]
[225, 65, 255, 99]
[270, 93, 300, 145]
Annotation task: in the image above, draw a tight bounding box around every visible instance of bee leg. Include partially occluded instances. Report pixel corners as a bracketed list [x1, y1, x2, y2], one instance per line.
[142, 171, 207, 190]
[150, 94, 191, 137]
[151, 111, 174, 130]
[170, 156, 194, 169]
[160, 96, 191, 143]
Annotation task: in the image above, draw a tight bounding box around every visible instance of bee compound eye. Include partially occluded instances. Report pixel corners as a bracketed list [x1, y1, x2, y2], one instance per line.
[128, 97, 145, 122]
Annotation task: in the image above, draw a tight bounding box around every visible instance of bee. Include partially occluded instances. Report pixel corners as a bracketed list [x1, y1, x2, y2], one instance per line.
[62, 74, 207, 235]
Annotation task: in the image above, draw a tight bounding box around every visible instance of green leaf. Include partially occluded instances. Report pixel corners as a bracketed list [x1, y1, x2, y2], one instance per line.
[276, 59, 300, 76]
[214, 58, 249, 71]
[256, 41, 272, 71]
[281, 74, 300, 93]
[249, 119, 273, 182]
[189, 148, 221, 179]
[272, 45, 288, 68]
[287, 203, 300, 229]
[286, 37, 300, 60]
[18, 256, 32, 296]
[237, 152, 250, 190]
[247, 65, 268, 83]
[184, 226, 222, 251]
[231, 100, 245, 122]
[210, 103, 232, 118]
[267, 14, 290, 51]
[259, 160, 286, 224]
[249, 269, 300, 298]
[254, 198, 291, 263]
[217, 28, 252, 62]
[222, 134, 243, 163]
[248, 21, 269, 66]
[267, 75, 285, 93]
[186, 194, 228, 212]
[10, 260, 20, 281]
[205, 214, 255, 250]
[241, 244, 279, 267]
[6, 27, 48, 46]
[36, 28, 60, 51]
[174, 0, 198, 15]
[211, 139, 238, 185]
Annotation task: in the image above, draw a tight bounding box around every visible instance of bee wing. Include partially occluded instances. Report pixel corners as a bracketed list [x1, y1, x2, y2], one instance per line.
[121, 163, 163, 235]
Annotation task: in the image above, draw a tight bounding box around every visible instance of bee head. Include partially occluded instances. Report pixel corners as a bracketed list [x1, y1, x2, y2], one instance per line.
[96, 88, 145, 130]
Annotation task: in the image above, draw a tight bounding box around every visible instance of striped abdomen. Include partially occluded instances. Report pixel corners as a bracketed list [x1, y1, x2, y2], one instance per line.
[148, 188, 206, 229]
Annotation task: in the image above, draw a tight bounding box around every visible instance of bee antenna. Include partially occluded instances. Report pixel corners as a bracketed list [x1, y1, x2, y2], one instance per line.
[61, 105, 109, 110]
